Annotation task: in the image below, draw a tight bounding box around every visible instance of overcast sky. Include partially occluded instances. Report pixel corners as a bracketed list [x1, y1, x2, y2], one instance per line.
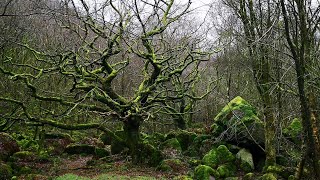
[73, 0, 211, 21]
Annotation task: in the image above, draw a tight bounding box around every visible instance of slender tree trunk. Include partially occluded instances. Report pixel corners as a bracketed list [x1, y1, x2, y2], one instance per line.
[309, 91, 320, 150]
[259, 48, 277, 167]
[283, 3, 320, 172]
[295, 149, 307, 180]
[295, 61, 320, 177]
[238, 0, 277, 166]
[275, 52, 283, 152]
[263, 95, 277, 166]
[250, 53, 277, 168]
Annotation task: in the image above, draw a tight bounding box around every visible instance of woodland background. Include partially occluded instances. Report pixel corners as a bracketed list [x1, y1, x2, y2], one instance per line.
[0, 0, 320, 179]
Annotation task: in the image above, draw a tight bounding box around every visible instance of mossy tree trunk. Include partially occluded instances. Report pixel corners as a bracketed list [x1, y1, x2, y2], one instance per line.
[123, 115, 142, 163]
[238, 0, 277, 166]
[280, 0, 320, 178]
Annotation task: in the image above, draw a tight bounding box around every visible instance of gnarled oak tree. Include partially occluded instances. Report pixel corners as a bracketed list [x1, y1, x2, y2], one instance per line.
[0, 0, 212, 162]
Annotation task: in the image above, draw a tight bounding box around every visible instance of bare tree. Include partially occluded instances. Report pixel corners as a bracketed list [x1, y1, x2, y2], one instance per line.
[0, 0, 212, 163]
[219, 0, 280, 167]
[280, 0, 320, 178]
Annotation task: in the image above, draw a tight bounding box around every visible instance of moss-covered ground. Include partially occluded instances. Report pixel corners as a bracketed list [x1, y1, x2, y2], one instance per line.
[14, 153, 179, 179]
[1, 97, 305, 180]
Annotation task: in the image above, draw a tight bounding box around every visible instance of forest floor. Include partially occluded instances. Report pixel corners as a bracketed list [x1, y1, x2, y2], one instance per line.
[16, 153, 182, 180]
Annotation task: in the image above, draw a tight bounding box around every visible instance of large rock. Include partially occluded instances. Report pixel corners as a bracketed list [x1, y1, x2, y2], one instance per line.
[213, 96, 265, 145]
[162, 138, 182, 152]
[142, 132, 166, 147]
[161, 138, 182, 159]
[236, 148, 254, 172]
[202, 145, 235, 168]
[8, 151, 38, 175]
[265, 165, 295, 179]
[184, 135, 211, 157]
[139, 142, 163, 166]
[212, 96, 265, 166]
[243, 173, 255, 180]
[166, 130, 197, 151]
[258, 173, 277, 180]
[10, 151, 36, 162]
[0, 162, 13, 180]
[65, 144, 109, 157]
[44, 132, 73, 155]
[65, 144, 96, 154]
[157, 159, 187, 173]
[194, 165, 219, 180]
[217, 163, 237, 178]
[0, 132, 20, 161]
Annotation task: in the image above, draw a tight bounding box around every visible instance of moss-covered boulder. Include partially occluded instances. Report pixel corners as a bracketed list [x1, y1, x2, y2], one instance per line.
[44, 132, 73, 155]
[18, 166, 33, 175]
[166, 130, 197, 151]
[8, 151, 43, 175]
[162, 138, 182, 152]
[0, 133, 20, 161]
[217, 163, 237, 178]
[137, 142, 163, 166]
[65, 144, 96, 155]
[142, 132, 166, 147]
[202, 146, 219, 167]
[243, 172, 255, 180]
[65, 144, 110, 157]
[194, 165, 219, 180]
[202, 145, 235, 168]
[283, 118, 302, 144]
[95, 148, 110, 157]
[265, 165, 294, 179]
[158, 161, 172, 172]
[184, 135, 211, 157]
[236, 148, 254, 172]
[288, 175, 295, 180]
[157, 159, 187, 173]
[213, 96, 265, 145]
[258, 173, 277, 180]
[0, 162, 13, 179]
[10, 151, 36, 162]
